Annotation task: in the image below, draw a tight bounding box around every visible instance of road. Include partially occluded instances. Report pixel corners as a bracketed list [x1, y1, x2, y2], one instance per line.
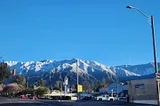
[0, 97, 155, 106]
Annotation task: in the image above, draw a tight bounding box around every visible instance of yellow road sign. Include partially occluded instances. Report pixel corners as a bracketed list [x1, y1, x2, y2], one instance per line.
[77, 84, 83, 92]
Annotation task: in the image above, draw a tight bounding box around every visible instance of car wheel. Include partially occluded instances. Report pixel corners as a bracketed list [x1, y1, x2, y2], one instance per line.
[99, 98, 102, 101]
[110, 99, 113, 102]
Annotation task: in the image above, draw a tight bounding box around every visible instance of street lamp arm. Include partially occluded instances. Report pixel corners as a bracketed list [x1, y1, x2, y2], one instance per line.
[133, 7, 150, 19]
[126, 6, 150, 18]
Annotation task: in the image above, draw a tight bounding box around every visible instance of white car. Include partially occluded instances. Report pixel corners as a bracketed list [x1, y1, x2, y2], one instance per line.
[95, 95, 115, 101]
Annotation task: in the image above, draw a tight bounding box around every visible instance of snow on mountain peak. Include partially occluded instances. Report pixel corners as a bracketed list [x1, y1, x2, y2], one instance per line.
[4, 59, 159, 81]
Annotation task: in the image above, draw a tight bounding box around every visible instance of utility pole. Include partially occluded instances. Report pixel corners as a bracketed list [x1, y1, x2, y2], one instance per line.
[59, 72, 63, 101]
[116, 76, 120, 98]
[151, 16, 159, 75]
[116, 80, 118, 98]
[76, 59, 79, 100]
[151, 16, 160, 106]
[49, 71, 52, 93]
[26, 72, 28, 89]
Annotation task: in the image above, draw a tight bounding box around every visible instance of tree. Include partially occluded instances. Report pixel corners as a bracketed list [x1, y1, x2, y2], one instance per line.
[0, 63, 11, 84]
[3, 83, 25, 95]
[35, 87, 49, 97]
[23, 88, 35, 95]
[13, 75, 26, 86]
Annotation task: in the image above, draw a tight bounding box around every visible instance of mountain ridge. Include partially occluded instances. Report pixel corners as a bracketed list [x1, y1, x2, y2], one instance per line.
[5, 58, 159, 85]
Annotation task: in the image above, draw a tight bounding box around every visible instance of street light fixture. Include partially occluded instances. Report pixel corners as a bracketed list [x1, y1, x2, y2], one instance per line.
[126, 5, 159, 105]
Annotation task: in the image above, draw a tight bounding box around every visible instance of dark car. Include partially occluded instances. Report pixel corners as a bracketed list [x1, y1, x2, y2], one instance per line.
[82, 96, 93, 100]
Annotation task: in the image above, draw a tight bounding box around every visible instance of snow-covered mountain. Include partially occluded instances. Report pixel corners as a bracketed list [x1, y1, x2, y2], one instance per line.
[5, 59, 159, 85]
[112, 62, 160, 78]
[109, 66, 141, 78]
[6, 59, 118, 85]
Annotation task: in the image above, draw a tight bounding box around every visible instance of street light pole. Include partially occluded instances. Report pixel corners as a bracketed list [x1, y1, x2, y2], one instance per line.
[151, 16, 159, 74]
[76, 59, 79, 100]
[151, 15, 160, 106]
[126, 6, 159, 105]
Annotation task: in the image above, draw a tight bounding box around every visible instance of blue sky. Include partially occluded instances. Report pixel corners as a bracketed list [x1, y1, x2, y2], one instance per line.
[0, 0, 160, 66]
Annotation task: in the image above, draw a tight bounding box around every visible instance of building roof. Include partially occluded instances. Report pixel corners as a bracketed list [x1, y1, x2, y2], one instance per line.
[120, 73, 155, 81]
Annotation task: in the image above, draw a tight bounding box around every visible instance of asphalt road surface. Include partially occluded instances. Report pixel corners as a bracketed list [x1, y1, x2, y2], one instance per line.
[0, 97, 155, 106]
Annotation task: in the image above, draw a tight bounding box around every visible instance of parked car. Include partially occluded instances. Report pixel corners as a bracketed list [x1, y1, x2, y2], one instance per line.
[119, 96, 126, 100]
[118, 96, 129, 102]
[82, 96, 93, 100]
[32, 95, 38, 100]
[20, 95, 27, 99]
[95, 95, 115, 101]
[20, 94, 38, 100]
[28, 94, 38, 100]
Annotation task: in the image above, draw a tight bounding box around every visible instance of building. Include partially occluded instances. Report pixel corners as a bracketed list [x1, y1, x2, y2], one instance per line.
[121, 74, 160, 105]
[99, 82, 128, 96]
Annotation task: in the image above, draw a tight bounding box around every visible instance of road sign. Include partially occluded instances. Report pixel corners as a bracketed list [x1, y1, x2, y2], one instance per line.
[77, 84, 83, 92]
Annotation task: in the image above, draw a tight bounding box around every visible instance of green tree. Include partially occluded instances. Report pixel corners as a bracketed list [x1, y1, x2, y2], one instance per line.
[0, 63, 11, 84]
[23, 88, 35, 95]
[13, 75, 26, 86]
[35, 87, 49, 97]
